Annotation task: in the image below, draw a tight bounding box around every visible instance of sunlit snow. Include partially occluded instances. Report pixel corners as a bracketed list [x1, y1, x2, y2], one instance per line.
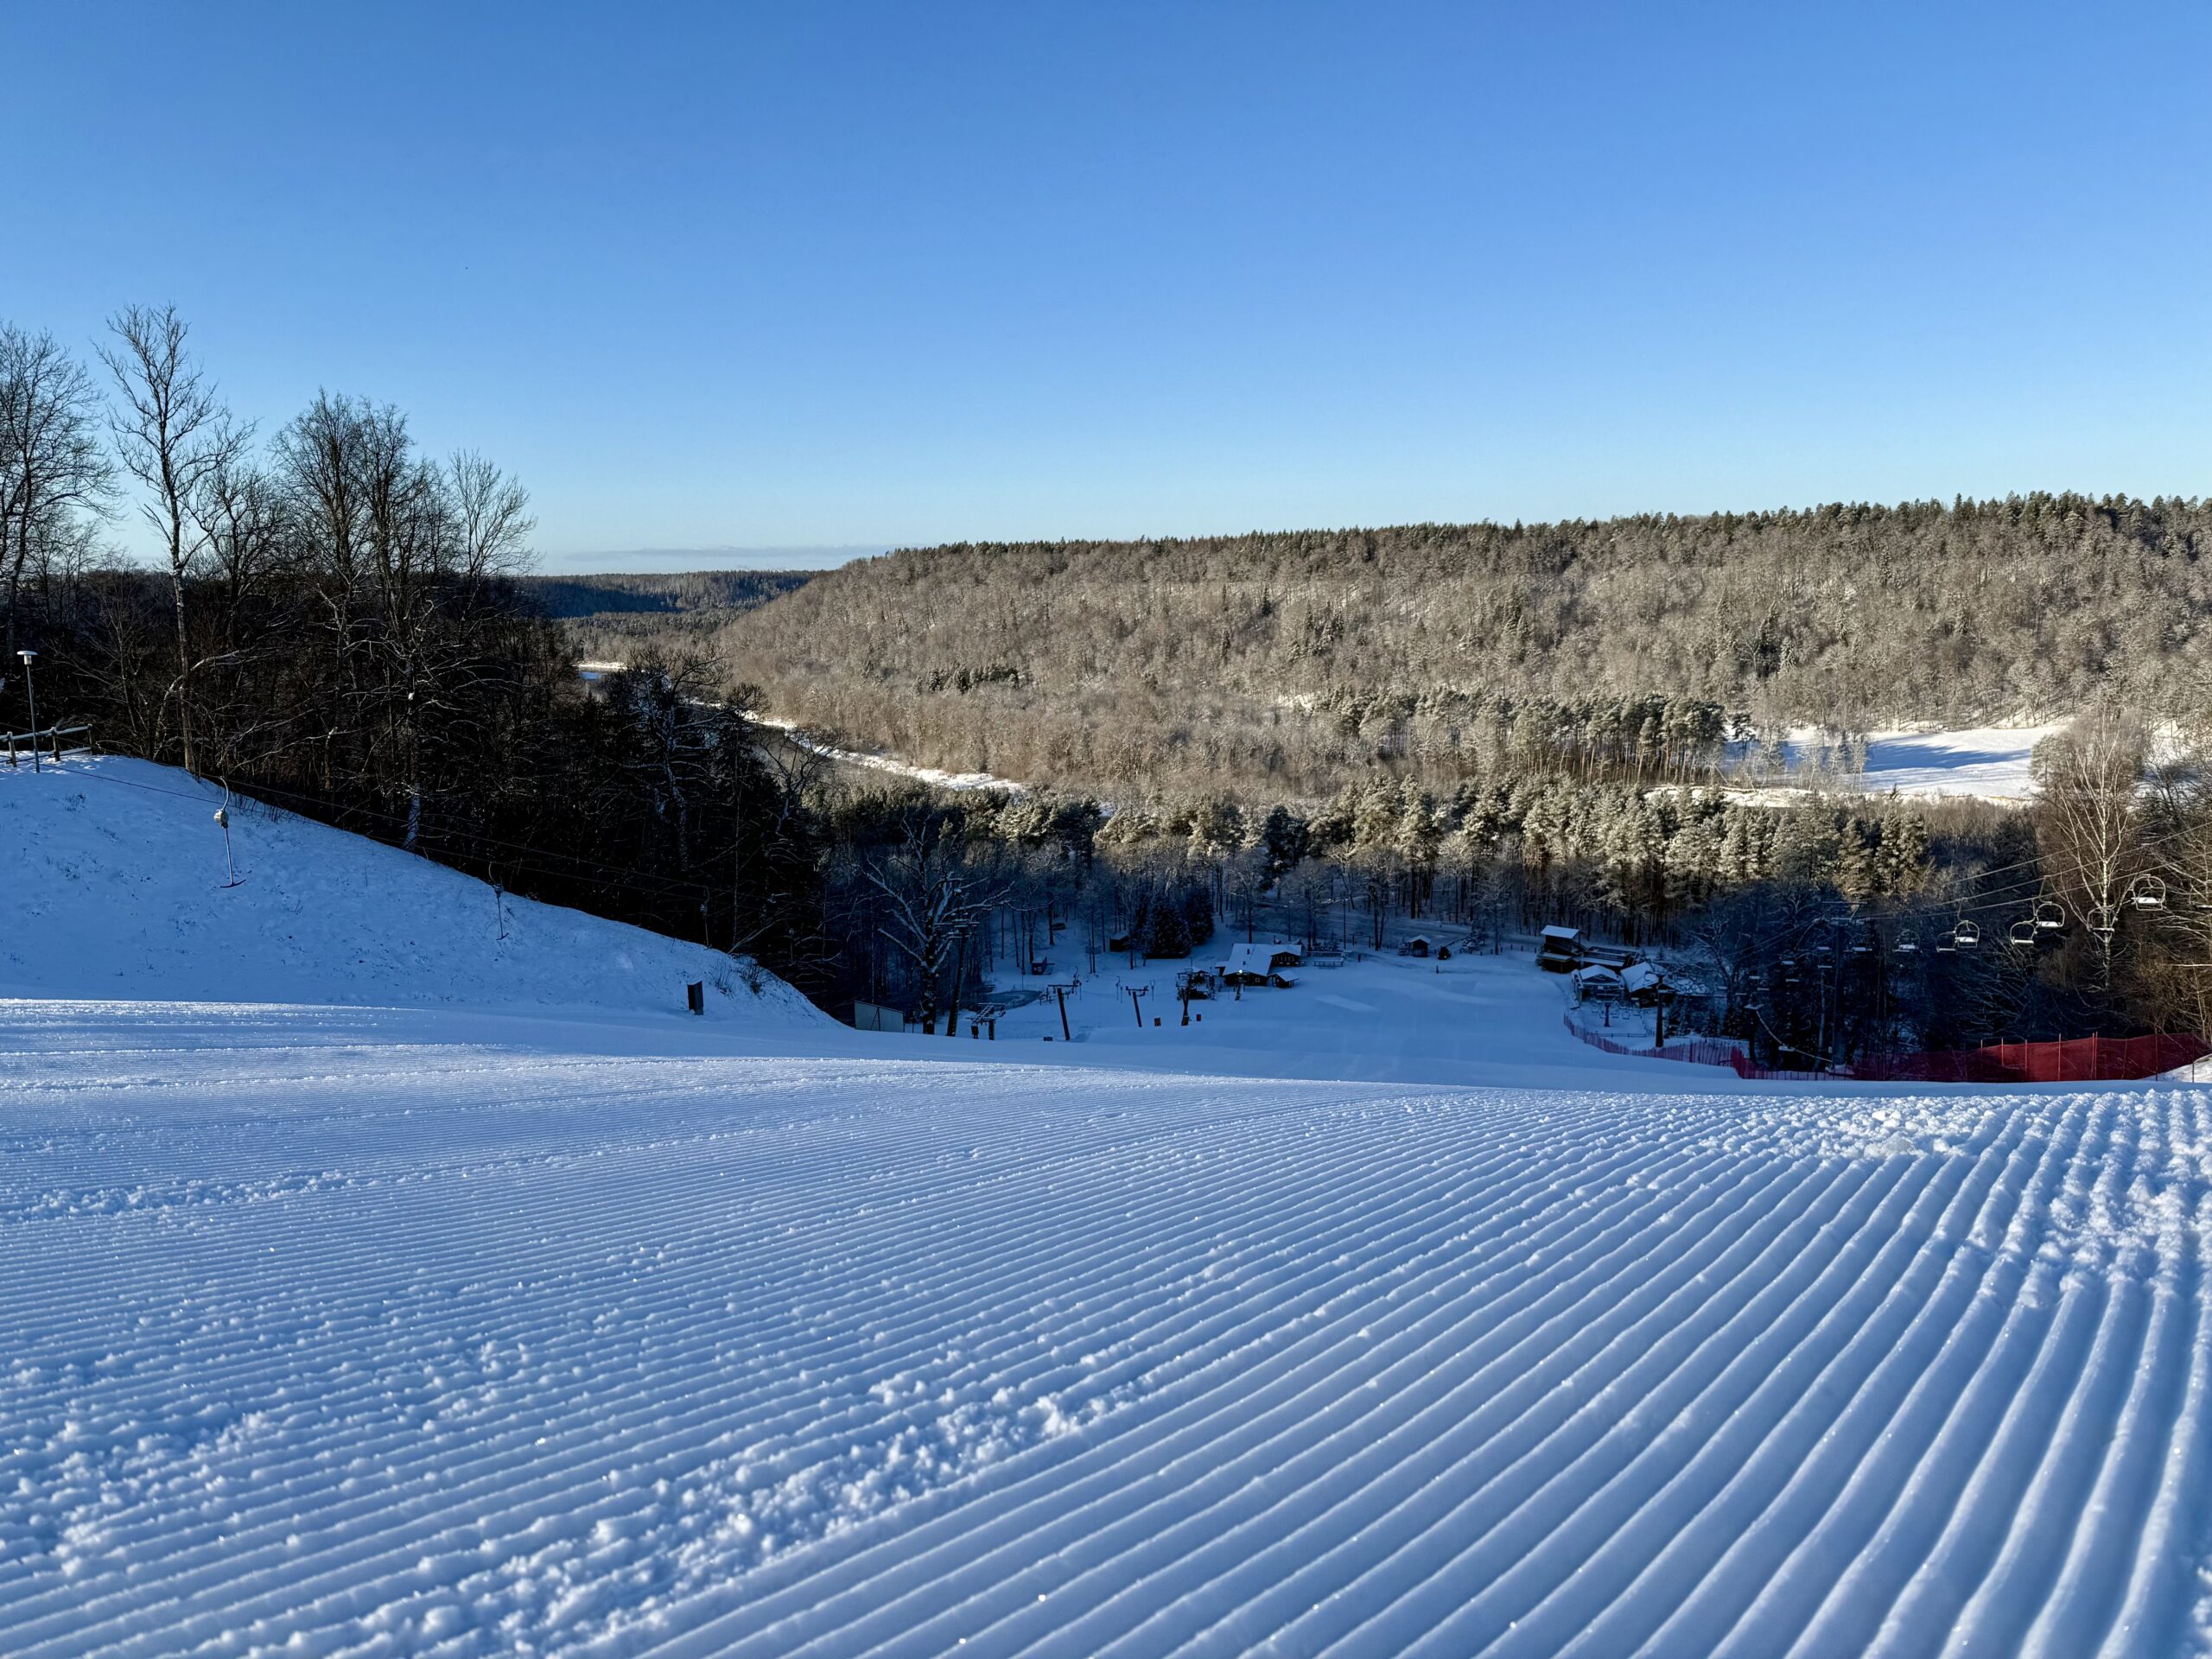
[3, 757, 2209, 1656]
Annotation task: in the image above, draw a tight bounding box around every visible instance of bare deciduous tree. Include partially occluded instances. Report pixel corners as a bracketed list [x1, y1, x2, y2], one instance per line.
[102, 304, 242, 772]
[2032, 706, 2150, 994]
[0, 325, 113, 664]
[448, 450, 534, 594]
[867, 816, 1003, 1034]
[189, 447, 290, 647]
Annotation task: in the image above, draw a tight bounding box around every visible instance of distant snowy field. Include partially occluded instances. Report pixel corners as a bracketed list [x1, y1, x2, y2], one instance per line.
[1732, 725, 2063, 805]
[974, 945, 1758, 1093]
[1830, 725, 2061, 803]
[5, 1002, 2210, 1657]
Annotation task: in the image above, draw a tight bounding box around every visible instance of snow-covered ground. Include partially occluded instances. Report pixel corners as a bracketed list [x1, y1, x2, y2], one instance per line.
[1807, 725, 2061, 804]
[757, 716, 2069, 810]
[9, 757, 2212, 1656]
[0, 756, 823, 1024]
[1836, 725, 2062, 801]
[6, 1001, 2210, 1656]
[1725, 724, 2062, 806]
[962, 944, 1746, 1093]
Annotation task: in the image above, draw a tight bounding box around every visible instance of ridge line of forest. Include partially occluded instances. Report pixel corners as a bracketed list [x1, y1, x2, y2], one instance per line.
[687, 493, 2210, 803]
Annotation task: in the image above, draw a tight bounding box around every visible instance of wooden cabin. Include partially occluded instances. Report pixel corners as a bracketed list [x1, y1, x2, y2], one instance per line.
[1537, 925, 1584, 972]
[1219, 942, 1301, 987]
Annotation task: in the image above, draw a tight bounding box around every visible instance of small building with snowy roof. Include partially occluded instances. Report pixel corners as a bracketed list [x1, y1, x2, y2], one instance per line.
[1620, 961, 1664, 999]
[1219, 942, 1300, 986]
[1573, 963, 1625, 1000]
[1619, 960, 1709, 1008]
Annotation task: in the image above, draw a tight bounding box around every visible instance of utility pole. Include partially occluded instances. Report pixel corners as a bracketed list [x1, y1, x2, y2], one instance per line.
[1053, 982, 1071, 1041]
[945, 931, 968, 1039]
[17, 651, 38, 773]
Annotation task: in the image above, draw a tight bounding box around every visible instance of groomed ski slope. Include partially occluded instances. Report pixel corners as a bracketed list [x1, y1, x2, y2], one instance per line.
[5, 1001, 2211, 1658]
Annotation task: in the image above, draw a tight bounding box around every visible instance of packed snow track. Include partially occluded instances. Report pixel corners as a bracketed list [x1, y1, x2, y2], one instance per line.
[3, 1003, 2210, 1657]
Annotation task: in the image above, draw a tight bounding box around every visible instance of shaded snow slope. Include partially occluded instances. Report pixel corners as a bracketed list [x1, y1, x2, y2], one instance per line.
[4, 1001, 2209, 1656]
[0, 757, 823, 1024]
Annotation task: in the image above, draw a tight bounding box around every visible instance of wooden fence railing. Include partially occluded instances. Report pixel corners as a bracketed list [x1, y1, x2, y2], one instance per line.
[3, 723, 90, 767]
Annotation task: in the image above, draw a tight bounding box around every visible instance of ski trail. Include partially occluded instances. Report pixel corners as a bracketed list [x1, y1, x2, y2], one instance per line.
[4, 1007, 2210, 1658]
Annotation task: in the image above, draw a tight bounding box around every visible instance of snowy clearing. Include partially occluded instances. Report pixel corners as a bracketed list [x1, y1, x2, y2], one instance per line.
[4, 1001, 2210, 1657]
[1723, 725, 2062, 806]
[1836, 725, 2062, 801]
[1808, 725, 2062, 804]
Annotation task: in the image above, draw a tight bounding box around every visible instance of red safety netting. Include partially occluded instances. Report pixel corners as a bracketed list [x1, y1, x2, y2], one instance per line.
[1853, 1033, 2209, 1084]
[1565, 1018, 1747, 1070]
[1569, 1015, 2210, 1084]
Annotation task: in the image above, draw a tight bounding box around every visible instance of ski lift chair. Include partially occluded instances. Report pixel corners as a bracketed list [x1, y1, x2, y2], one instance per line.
[1953, 919, 1980, 949]
[2034, 900, 2065, 932]
[2008, 918, 2037, 948]
[2131, 875, 2168, 910]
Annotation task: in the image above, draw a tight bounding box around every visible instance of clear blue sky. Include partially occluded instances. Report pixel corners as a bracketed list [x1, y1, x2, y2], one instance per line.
[8, 3, 2209, 569]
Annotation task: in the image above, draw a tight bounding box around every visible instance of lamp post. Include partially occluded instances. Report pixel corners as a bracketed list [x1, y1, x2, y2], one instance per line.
[16, 651, 38, 773]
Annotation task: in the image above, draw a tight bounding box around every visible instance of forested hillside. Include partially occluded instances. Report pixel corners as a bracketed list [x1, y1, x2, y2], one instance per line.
[524, 569, 810, 663]
[522, 569, 810, 619]
[708, 497, 2212, 798]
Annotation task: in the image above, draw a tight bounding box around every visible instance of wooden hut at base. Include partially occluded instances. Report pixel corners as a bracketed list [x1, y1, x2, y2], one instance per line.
[1537, 925, 1584, 972]
[1219, 942, 1301, 987]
